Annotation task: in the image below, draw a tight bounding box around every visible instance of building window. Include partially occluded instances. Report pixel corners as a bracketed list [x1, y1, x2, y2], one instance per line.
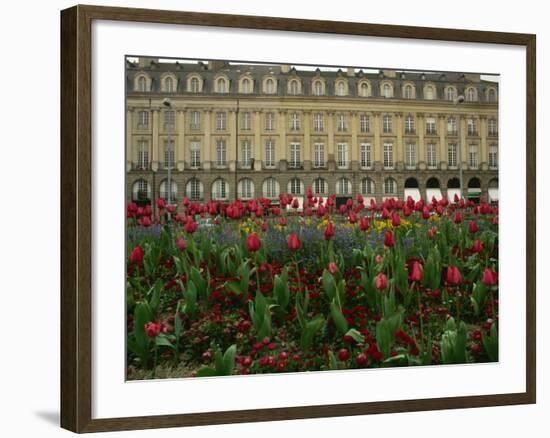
[288, 178, 304, 195]
[337, 143, 348, 168]
[469, 144, 478, 168]
[313, 81, 323, 96]
[383, 83, 392, 98]
[360, 114, 370, 132]
[216, 140, 227, 167]
[241, 112, 251, 131]
[186, 178, 203, 201]
[216, 112, 227, 131]
[190, 141, 201, 168]
[446, 87, 456, 101]
[241, 140, 252, 168]
[337, 178, 351, 195]
[405, 115, 415, 134]
[403, 85, 413, 99]
[133, 179, 150, 201]
[337, 114, 347, 132]
[190, 77, 200, 93]
[361, 178, 375, 195]
[489, 145, 498, 168]
[427, 143, 437, 168]
[163, 139, 175, 169]
[336, 81, 346, 96]
[313, 177, 327, 195]
[163, 110, 175, 130]
[137, 110, 149, 129]
[190, 111, 200, 130]
[466, 87, 476, 102]
[136, 140, 149, 170]
[488, 88, 497, 102]
[165, 77, 174, 93]
[448, 143, 458, 168]
[216, 78, 227, 93]
[160, 180, 177, 202]
[265, 78, 276, 94]
[290, 143, 301, 168]
[290, 112, 301, 131]
[447, 117, 457, 135]
[313, 113, 324, 131]
[405, 143, 416, 168]
[242, 78, 251, 94]
[238, 178, 254, 199]
[425, 86, 435, 100]
[360, 143, 372, 169]
[212, 179, 228, 200]
[314, 143, 325, 168]
[384, 178, 396, 195]
[467, 118, 478, 136]
[383, 142, 394, 169]
[263, 178, 280, 199]
[426, 117, 437, 134]
[137, 76, 147, 92]
[383, 115, 392, 133]
[289, 80, 299, 95]
[488, 118, 498, 136]
[265, 140, 275, 168]
[265, 112, 275, 131]
[360, 82, 370, 97]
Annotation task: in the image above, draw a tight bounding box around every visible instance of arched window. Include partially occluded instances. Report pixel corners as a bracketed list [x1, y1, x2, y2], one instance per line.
[466, 87, 476, 102]
[265, 78, 275, 94]
[384, 177, 397, 195]
[336, 81, 346, 96]
[216, 77, 227, 93]
[288, 178, 304, 195]
[313, 177, 327, 195]
[361, 178, 375, 195]
[289, 80, 299, 95]
[186, 178, 204, 201]
[313, 80, 323, 96]
[159, 180, 178, 202]
[242, 78, 251, 94]
[262, 177, 280, 199]
[426, 177, 442, 202]
[488, 88, 497, 102]
[212, 178, 229, 201]
[336, 178, 351, 195]
[137, 76, 147, 92]
[190, 77, 200, 93]
[132, 179, 151, 201]
[165, 77, 174, 93]
[360, 82, 370, 97]
[488, 178, 499, 203]
[403, 84, 413, 99]
[446, 87, 456, 101]
[383, 83, 392, 98]
[447, 178, 460, 189]
[237, 178, 254, 200]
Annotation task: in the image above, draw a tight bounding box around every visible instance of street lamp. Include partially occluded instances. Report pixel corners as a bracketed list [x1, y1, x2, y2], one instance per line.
[454, 94, 465, 199]
[163, 98, 173, 219]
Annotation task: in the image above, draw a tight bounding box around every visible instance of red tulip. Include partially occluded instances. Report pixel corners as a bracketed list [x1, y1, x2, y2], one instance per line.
[166, 204, 176, 214]
[287, 233, 301, 251]
[427, 226, 437, 239]
[291, 198, 299, 209]
[177, 238, 186, 251]
[409, 261, 423, 282]
[375, 255, 383, 265]
[357, 194, 364, 204]
[446, 266, 462, 285]
[144, 321, 162, 337]
[360, 216, 370, 231]
[328, 262, 338, 275]
[453, 194, 460, 203]
[349, 211, 358, 224]
[422, 206, 431, 220]
[454, 211, 462, 224]
[472, 239, 484, 253]
[356, 353, 368, 366]
[324, 222, 335, 241]
[157, 198, 165, 209]
[375, 272, 388, 290]
[129, 245, 144, 265]
[246, 232, 262, 252]
[279, 216, 287, 226]
[141, 216, 152, 227]
[482, 268, 498, 286]
[261, 222, 267, 232]
[338, 348, 351, 361]
[403, 205, 412, 217]
[184, 218, 197, 234]
[384, 230, 395, 248]
[392, 213, 401, 227]
[382, 207, 390, 220]
[468, 220, 479, 234]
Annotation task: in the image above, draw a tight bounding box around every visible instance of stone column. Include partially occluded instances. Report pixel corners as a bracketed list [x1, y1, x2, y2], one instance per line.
[254, 109, 262, 170]
[350, 111, 358, 170]
[303, 110, 311, 170]
[438, 114, 447, 170]
[278, 110, 287, 164]
[480, 115, 488, 170]
[459, 115, 467, 169]
[176, 109, 185, 171]
[395, 112, 403, 167]
[151, 108, 159, 172]
[417, 113, 425, 168]
[327, 111, 335, 163]
[126, 107, 133, 172]
[229, 109, 237, 171]
[203, 109, 212, 170]
[373, 112, 381, 167]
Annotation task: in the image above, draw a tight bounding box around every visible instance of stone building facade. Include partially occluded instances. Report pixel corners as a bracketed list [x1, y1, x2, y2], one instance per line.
[126, 58, 499, 206]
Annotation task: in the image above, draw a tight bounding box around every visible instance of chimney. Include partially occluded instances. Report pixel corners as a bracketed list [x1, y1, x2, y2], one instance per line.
[346, 67, 355, 77]
[138, 57, 158, 68]
[208, 60, 228, 71]
[382, 70, 397, 78]
[281, 64, 291, 73]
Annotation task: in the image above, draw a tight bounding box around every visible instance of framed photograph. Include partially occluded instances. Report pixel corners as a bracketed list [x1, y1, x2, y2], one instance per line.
[60, 4, 536, 433]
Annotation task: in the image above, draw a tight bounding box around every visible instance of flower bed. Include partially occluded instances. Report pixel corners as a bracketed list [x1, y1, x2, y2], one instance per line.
[126, 192, 498, 379]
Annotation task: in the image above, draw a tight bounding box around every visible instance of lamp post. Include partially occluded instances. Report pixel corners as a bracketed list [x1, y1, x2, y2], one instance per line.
[163, 98, 173, 219]
[454, 94, 465, 199]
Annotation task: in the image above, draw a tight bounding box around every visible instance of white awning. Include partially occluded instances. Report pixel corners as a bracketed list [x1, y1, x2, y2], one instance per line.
[426, 188, 443, 201]
[447, 188, 461, 202]
[488, 188, 499, 202]
[404, 188, 421, 202]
